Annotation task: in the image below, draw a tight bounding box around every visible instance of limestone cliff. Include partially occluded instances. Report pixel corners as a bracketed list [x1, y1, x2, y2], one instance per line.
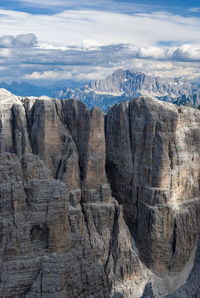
[106, 97, 200, 296]
[0, 88, 199, 297]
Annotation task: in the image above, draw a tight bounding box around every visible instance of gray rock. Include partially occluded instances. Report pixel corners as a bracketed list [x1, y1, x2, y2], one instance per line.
[106, 97, 200, 276]
[0, 89, 200, 297]
[0, 91, 146, 297]
[166, 236, 200, 297]
[57, 69, 200, 111]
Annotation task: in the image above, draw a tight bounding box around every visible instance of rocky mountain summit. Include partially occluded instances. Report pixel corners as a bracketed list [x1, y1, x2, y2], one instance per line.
[57, 69, 200, 111]
[0, 88, 200, 297]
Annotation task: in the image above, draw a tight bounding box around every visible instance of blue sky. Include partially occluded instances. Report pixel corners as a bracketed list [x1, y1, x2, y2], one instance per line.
[1, 0, 200, 16]
[0, 0, 200, 84]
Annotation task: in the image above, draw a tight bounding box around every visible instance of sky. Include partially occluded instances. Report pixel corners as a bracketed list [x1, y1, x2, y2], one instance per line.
[0, 0, 200, 85]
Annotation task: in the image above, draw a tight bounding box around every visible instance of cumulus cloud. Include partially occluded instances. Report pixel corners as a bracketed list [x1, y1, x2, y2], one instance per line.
[172, 44, 200, 61]
[137, 47, 166, 59]
[25, 70, 73, 80]
[14, 33, 37, 47]
[0, 33, 37, 48]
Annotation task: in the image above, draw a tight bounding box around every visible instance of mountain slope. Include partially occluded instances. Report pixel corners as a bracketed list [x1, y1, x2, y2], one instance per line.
[57, 69, 200, 111]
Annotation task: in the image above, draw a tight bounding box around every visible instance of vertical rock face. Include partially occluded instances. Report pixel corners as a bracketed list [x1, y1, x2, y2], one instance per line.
[0, 89, 200, 297]
[0, 90, 146, 298]
[0, 89, 27, 154]
[61, 100, 109, 202]
[106, 97, 200, 277]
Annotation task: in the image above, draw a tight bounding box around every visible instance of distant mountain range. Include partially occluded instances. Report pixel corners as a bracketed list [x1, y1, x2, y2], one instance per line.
[0, 80, 84, 98]
[1, 69, 200, 111]
[56, 69, 200, 111]
[0, 81, 56, 97]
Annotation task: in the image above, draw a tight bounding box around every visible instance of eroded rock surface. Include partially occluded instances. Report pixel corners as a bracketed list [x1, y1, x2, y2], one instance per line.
[106, 97, 200, 278]
[0, 90, 147, 298]
[0, 89, 200, 297]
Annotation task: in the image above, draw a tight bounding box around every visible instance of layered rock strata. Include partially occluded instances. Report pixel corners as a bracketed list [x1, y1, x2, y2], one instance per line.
[0, 88, 200, 297]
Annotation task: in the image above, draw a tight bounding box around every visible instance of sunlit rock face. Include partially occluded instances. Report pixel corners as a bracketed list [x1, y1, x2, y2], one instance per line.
[0, 89, 200, 297]
[106, 97, 200, 277]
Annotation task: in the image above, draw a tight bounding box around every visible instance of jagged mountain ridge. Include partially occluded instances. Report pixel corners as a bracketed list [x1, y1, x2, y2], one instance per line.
[0, 88, 200, 297]
[57, 69, 200, 111]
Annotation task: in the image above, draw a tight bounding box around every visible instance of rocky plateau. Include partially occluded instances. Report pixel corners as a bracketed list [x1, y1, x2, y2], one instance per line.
[0, 88, 200, 297]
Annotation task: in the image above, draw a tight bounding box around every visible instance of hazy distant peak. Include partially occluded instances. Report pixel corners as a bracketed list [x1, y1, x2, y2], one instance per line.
[57, 69, 200, 111]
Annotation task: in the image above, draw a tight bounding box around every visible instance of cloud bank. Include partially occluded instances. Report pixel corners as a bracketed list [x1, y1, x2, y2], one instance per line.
[0, 33, 199, 83]
[0, 7, 199, 83]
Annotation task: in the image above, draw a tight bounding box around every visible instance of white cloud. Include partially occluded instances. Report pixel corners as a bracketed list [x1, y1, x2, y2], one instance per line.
[0, 48, 12, 57]
[131, 44, 200, 62]
[25, 71, 58, 79]
[14, 33, 37, 47]
[0, 38, 200, 83]
[129, 59, 200, 80]
[0, 35, 14, 48]
[80, 39, 103, 50]
[0, 9, 199, 47]
[188, 7, 200, 13]
[0, 7, 200, 83]
[137, 47, 166, 59]
[25, 70, 73, 80]
[172, 44, 200, 61]
[0, 33, 37, 48]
